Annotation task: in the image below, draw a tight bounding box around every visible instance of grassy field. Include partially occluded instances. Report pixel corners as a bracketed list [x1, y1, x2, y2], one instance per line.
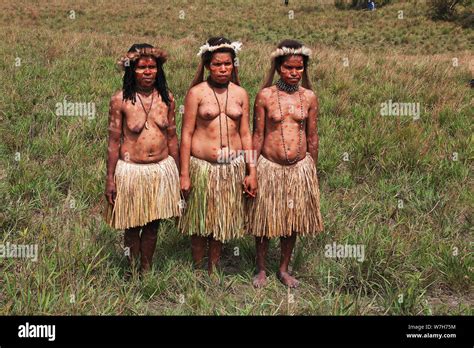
[0, 0, 472, 315]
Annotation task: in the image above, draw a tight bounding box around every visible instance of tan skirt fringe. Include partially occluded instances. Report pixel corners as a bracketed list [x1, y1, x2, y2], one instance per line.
[247, 153, 324, 238]
[103, 156, 181, 229]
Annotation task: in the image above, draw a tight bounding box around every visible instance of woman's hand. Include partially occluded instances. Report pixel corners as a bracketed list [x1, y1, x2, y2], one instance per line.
[105, 179, 116, 205]
[243, 174, 257, 198]
[180, 174, 192, 199]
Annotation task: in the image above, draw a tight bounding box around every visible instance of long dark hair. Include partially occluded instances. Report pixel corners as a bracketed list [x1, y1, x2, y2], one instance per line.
[122, 43, 171, 106]
[190, 37, 240, 88]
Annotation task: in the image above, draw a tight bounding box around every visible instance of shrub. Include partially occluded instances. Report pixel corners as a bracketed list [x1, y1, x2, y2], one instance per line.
[427, 0, 470, 20]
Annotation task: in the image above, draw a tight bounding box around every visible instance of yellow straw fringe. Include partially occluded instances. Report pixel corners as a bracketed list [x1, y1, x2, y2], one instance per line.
[248, 153, 324, 238]
[104, 156, 181, 229]
[179, 155, 246, 242]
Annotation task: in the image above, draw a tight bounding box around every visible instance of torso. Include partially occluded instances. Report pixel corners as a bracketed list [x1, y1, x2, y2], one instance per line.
[191, 81, 244, 163]
[261, 85, 312, 165]
[118, 90, 170, 164]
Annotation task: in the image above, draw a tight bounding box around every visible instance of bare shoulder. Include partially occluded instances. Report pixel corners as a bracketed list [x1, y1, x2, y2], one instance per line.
[301, 87, 316, 100]
[187, 82, 207, 99]
[230, 82, 249, 98]
[110, 90, 123, 109]
[111, 90, 123, 101]
[256, 86, 273, 102]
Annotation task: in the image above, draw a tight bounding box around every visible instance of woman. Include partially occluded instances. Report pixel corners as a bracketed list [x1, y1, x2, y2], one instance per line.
[179, 37, 257, 274]
[104, 43, 181, 275]
[249, 39, 324, 288]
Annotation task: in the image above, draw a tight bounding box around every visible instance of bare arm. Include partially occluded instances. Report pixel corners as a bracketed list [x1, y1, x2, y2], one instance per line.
[252, 90, 267, 160]
[239, 89, 256, 177]
[105, 92, 123, 204]
[166, 92, 180, 170]
[306, 91, 320, 165]
[179, 88, 198, 194]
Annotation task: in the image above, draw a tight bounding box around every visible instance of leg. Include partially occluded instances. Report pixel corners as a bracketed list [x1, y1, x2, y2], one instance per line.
[207, 236, 222, 275]
[140, 220, 160, 273]
[191, 235, 207, 268]
[277, 232, 299, 288]
[124, 227, 141, 275]
[253, 236, 269, 288]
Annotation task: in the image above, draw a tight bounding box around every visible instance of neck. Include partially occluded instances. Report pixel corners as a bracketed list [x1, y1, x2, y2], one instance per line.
[276, 78, 300, 93]
[136, 85, 155, 96]
[207, 77, 229, 89]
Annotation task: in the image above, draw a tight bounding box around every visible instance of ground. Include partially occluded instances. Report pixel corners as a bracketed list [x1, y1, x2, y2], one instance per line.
[0, 0, 472, 315]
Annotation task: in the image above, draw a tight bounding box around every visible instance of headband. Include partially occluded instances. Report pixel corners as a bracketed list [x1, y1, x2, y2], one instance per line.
[270, 46, 312, 59]
[116, 47, 168, 70]
[196, 41, 243, 57]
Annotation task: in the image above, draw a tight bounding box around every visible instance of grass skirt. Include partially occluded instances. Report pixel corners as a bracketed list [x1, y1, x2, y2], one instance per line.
[179, 155, 246, 242]
[104, 156, 181, 229]
[247, 153, 324, 238]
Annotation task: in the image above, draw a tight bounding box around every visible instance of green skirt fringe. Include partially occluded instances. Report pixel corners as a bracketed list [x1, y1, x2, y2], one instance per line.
[179, 155, 246, 242]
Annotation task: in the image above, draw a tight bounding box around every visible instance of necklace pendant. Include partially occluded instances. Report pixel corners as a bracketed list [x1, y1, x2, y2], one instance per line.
[145, 121, 149, 130]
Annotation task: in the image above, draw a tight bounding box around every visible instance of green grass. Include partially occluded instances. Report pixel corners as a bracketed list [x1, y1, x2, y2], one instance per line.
[0, 0, 472, 315]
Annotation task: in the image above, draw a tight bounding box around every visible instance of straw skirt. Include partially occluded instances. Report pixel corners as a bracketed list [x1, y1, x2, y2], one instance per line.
[247, 153, 324, 238]
[179, 155, 246, 242]
[104, 156, 181, 229]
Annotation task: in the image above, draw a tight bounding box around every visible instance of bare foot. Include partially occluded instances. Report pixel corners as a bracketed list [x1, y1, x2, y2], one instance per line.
[252, 271, 267, 288]
[277, 271, 299, 288]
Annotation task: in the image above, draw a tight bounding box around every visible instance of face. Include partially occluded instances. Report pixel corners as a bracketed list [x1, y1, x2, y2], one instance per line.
[278, 55, 304, 85]
[208, 52, 233, 84]
[134, 56, 158, 89]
